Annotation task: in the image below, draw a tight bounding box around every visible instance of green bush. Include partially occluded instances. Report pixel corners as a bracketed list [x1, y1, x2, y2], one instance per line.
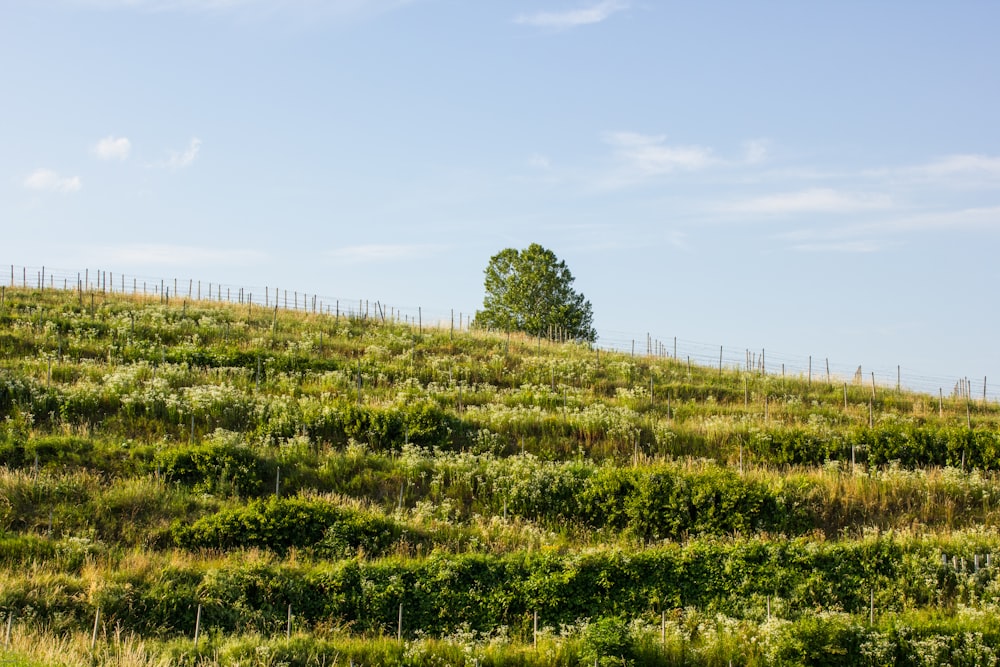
[155, 440, 271, 495]
[582, 616, 636, 666]
[173, 497, 401, 556]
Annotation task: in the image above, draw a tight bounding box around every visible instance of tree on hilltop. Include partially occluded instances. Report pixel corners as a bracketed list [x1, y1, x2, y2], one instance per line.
[473, 243, 596, 343]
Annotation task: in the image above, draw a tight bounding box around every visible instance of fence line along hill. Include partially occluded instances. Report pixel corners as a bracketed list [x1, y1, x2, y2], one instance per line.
[6, 263, 994, 401]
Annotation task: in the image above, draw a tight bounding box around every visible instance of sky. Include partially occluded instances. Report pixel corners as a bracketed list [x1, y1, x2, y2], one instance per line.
[3, 0, 1000, 397]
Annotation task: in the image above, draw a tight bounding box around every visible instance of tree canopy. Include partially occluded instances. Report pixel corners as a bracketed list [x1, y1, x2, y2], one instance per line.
[474, 243, 596, 342]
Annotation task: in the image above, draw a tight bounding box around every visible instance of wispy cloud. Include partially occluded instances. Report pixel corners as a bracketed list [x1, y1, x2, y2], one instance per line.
[894, 154, 1000, 190]
[89, 243, 266, 266]
[515, 1, 628, 29]
[724, 188, 894, 215]
[911, 154, 1000, 178]
[22, 168, 82, 194]
[606, 131, 716, 175]
[327, 243, 445, 264]
[665, 230, 692, 252]
[528, 153, 551, 169]
[865, 205, 1000, 235]
[159, 138, 202, 169]
[577, 131, 780, 190]
[777, 205, 1000, 254]
[791, 240, 885, 253]
[742, 139, 769, 165]
[93, 135, 131, 161]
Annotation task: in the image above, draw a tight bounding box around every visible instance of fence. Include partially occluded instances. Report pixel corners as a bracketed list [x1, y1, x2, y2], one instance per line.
[3, 263, 476, 332]
[4, 263, 997, 403]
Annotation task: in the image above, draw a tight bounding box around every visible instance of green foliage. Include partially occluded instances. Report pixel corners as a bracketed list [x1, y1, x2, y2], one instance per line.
[5, 286, 1000, 663]
[475, 243, 596, 342]
[302, 399, 458, 450]
[172, 497, 402, 556]
[155, 439, 271, 496]
[6, 534, 1000, 641]
[582, 616, 636, 666]
[0, 534, 55, 566]
[748, 422, 1000, 469]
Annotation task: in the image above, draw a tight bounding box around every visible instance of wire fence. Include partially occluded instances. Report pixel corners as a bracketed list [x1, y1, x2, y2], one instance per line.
[3, 263, 476, 331]
[5, 263, 997, 404]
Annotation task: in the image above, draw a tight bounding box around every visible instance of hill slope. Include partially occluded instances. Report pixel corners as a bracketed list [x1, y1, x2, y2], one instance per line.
[1, 286, 1000, 666]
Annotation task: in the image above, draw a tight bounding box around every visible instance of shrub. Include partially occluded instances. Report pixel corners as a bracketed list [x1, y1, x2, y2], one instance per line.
[582, 616, 637, 666]
[173, 497, 401, 556]
[155, 440, 271, 496]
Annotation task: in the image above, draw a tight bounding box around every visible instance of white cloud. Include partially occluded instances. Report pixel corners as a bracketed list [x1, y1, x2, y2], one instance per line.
[725, 188, 893, 215]
[893, 154, 1000, 190]
[93, 135, 131, 161]
[777, 205, 1000, 255]
[870, 205, 1000, 234]
[791, 240, 885, 253]
[22, 168, 82, 194]
[914, 154, 1000, 178]
[861, 153, 1000, 191]
[528, 153, 551, 169]
[90, 243, 266, 266]
[515, 0, 628, 29]
[161, 138, 202, 169]
[327, 244, 444, 264]
[664, 230, 691, 252]
[742, 139, 769, 165]
[605, 131, 716, 175]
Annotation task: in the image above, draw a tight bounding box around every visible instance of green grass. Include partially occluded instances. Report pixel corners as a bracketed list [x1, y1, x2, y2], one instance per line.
[2, 285, 1000, 664]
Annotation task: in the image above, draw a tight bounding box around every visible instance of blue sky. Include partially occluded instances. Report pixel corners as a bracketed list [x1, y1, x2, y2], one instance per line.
[4, 0, 1000, 395]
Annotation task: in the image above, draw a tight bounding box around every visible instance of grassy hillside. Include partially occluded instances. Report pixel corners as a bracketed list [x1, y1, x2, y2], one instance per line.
[1, 286, 1000, 666]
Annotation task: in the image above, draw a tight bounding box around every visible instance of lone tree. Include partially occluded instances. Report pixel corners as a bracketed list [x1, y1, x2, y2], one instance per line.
[474, 243, 596, 342]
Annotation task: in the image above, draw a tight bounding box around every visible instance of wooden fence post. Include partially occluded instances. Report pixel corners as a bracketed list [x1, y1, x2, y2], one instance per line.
[91, 608, 101, 650]
[194, 603, 202, 647]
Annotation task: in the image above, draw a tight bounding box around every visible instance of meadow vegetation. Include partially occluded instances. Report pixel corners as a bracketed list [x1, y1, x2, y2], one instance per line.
[1, 285, 1000, 665]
